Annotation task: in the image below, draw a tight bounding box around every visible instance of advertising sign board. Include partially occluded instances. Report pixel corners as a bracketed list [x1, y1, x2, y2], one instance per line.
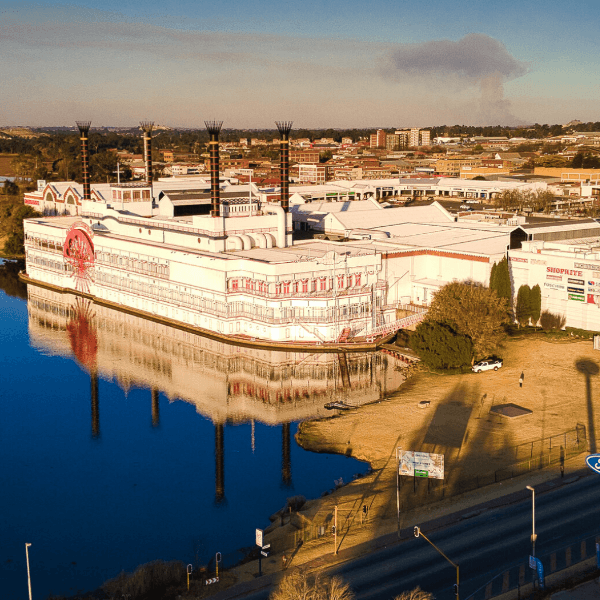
[398, 450, 444, 480]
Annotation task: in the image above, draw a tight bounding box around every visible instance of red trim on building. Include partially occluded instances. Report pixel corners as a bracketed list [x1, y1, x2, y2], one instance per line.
[382, 249, 490, 263]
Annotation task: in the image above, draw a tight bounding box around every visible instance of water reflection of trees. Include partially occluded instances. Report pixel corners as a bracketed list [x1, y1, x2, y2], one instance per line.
[0, 259, 27, 299]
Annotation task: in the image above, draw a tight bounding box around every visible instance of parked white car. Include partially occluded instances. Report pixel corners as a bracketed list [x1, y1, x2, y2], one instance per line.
[472, 358, 503, 373]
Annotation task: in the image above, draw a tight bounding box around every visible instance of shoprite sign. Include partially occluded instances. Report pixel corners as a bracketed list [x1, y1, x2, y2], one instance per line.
[547, 267, 583, 277]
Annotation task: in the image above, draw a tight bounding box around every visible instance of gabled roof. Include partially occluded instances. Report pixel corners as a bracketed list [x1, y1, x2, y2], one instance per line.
[325, 202, 455, 231]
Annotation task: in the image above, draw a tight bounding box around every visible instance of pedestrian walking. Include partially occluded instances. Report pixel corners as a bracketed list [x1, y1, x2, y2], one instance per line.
[519, 372, 524, 387]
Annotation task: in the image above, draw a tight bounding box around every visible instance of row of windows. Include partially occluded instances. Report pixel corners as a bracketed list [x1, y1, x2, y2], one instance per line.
[230, 273, 363, 295]
[97, 269, 374, 323]
[95, 250, 169, 277]
[111, 189, 151, 201]
[28, 254, 67, 273]
[26, 236, 63, 254]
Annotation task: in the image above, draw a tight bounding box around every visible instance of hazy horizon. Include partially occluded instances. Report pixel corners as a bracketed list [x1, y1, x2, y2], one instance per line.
[1, 0, 599, 128]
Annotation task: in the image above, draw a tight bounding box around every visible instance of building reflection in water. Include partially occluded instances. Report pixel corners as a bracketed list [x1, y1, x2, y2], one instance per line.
[27, 284, 410, 500]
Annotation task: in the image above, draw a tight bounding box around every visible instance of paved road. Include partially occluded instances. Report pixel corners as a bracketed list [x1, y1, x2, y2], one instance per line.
[231, 474, 600, 600]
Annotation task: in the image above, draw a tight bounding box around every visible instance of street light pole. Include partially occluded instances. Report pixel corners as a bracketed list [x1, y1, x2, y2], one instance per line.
[25, 543, 32, 600]
[414, 526, 459, 599]
[526, 485, 537, 557]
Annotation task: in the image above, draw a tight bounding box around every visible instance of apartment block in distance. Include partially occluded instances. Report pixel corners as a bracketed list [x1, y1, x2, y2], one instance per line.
[395, 128, 431, 148]
[369, 129, 387, 149]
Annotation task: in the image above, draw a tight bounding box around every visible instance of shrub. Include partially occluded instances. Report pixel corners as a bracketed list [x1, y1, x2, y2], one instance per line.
[540, 310, 566, 331]
[287, 495, 306, 512]
[102, 560, 186, 600]
[394, 587, 435, 600]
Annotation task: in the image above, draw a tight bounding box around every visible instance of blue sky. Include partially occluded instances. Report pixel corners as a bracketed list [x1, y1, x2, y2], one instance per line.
[1, 0, 599, 128]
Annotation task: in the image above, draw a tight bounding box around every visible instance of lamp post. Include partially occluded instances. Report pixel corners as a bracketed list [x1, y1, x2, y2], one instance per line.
[526, 485, 537, 557]
[25, 543, 32, 600]
[414, 526, 459, 599]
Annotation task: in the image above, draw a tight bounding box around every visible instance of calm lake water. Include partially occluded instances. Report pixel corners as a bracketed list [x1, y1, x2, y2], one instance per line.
[0, 260, 407, 599]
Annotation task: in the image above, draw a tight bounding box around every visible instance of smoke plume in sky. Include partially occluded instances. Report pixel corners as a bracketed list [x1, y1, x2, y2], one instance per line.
[384, 34, 528, 124]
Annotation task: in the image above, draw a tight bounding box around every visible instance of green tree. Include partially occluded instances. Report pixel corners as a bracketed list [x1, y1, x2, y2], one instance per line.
[3, 204, 40, 256]
[490, 257, 511, 302]
[411, 321, 473, 370]
[571, 153, 584, 168]
[530, 284, 542, 326]
[426, 281, 509, 360]
[515, 284, 532, 326]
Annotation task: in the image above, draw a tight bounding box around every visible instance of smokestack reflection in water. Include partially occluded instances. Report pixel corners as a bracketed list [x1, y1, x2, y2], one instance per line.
[91, 370, 99, 439]
[215, 423, 225, 504]
[151, 388, 160, 428]
[282, 422, 292, 488]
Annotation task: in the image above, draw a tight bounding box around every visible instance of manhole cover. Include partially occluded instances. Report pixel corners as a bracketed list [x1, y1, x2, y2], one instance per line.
[489, 403, 532, 418]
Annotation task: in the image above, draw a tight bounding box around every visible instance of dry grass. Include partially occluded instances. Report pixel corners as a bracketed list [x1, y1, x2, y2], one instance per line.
[0, 154, 18, 176]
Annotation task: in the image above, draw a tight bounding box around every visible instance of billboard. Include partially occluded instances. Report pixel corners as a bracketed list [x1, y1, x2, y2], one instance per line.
[398, 450, 444, 480]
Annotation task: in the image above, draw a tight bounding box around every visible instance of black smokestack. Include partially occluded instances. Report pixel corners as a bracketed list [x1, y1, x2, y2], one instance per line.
[205, 121, 223, 217]
[76, 121, 91, 201]
[276, 121, 293, 212]
[140, 121, 154, 185]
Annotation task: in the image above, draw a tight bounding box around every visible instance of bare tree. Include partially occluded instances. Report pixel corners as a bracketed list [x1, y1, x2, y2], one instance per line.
[269, 570, 354, 600]
[393, 586, 434, 600]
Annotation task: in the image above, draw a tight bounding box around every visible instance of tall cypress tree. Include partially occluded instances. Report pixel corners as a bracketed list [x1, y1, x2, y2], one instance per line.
[489, 261, 497, 291]
[490, 257, 511, 302]
[496, 257, 512, 301]
[530, 284, 542, 326]
[516, 285, 532, 327]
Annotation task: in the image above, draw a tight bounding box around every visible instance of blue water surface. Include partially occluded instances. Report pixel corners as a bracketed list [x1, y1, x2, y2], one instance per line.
[0, 274, 370, 599]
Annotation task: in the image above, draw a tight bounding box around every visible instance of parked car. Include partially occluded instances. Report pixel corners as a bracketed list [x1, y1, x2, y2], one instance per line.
[472, 358, 503, 373]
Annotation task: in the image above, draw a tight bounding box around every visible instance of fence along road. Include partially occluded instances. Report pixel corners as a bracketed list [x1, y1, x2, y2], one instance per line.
[229, 472, 600, 600]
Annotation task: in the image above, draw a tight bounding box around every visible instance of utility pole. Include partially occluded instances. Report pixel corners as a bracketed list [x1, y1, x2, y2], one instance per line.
[334, 505, 338, 555]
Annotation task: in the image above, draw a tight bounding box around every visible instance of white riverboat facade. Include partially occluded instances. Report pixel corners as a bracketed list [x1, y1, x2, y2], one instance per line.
[24, 191, 391, 343]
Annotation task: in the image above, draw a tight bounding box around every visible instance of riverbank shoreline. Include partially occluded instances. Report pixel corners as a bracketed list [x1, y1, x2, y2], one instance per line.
[225, 335, 599, 589]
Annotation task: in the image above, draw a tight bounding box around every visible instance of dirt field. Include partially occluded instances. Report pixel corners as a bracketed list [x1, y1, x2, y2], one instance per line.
[0, 154, 18, 177]
[232, 335, 600, 581]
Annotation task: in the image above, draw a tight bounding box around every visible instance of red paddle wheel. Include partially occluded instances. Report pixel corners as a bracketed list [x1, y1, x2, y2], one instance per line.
[63, 222, 95, 293]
